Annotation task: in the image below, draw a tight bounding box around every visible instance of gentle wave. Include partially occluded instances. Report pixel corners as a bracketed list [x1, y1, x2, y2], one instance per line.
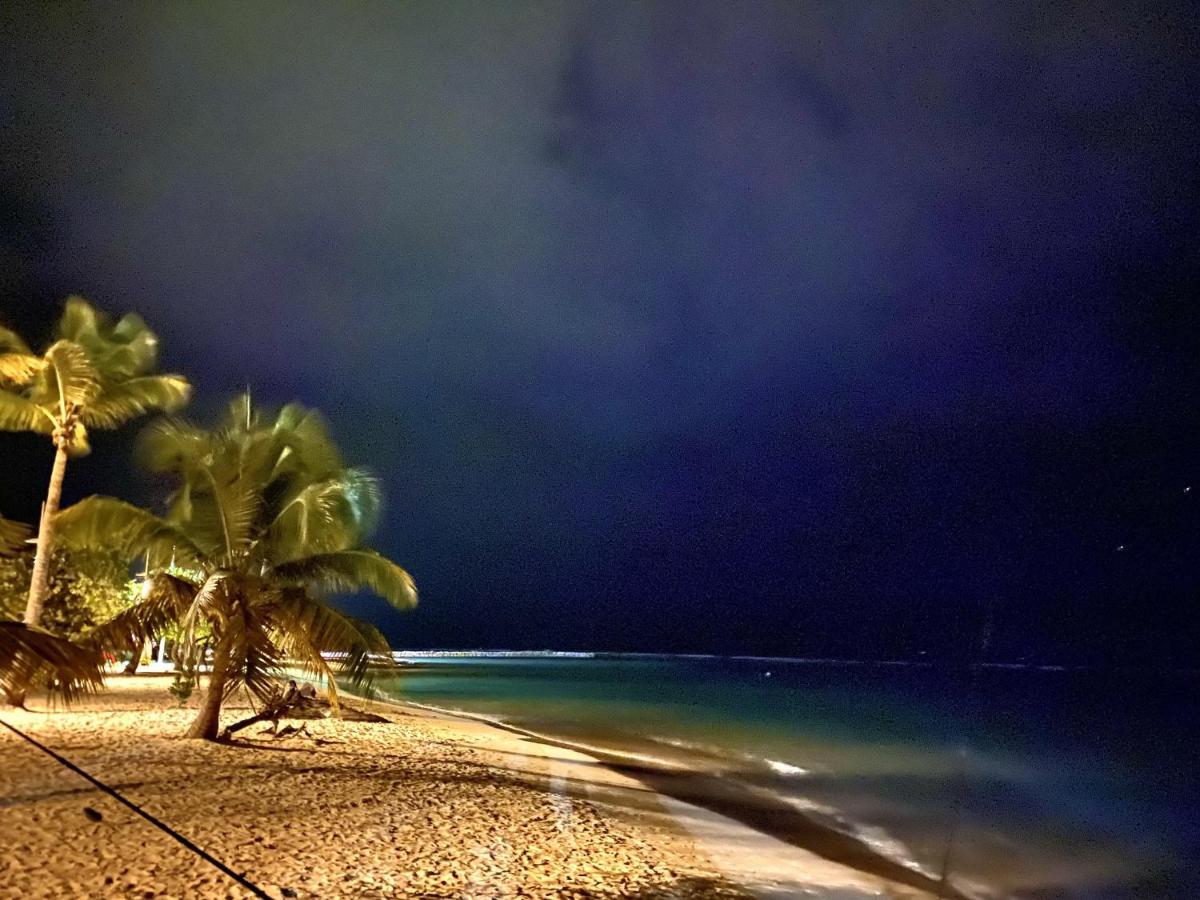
[765, 759, 809, 777]
[646, 734, 818, 779]
[381, 694, 933, 884]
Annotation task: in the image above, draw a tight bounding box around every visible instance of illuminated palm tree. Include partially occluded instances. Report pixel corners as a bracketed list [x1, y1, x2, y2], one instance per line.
[0, 299, 191, 626]
[57, 395, 416, 740]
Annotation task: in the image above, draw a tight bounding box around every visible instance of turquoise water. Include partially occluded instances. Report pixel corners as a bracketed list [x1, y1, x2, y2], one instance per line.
[362, 655, 1198, 898]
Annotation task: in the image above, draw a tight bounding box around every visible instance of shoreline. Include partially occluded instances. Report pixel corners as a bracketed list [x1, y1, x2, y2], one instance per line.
[369, 695, 966, 899]
[0, 675, 941, 898]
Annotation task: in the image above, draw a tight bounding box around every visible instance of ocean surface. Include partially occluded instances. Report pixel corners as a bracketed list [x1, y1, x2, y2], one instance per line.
[360, 655, 1198, 899]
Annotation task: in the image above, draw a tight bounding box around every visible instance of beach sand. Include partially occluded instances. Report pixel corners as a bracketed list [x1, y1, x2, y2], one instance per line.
[0, 675, 932, 899]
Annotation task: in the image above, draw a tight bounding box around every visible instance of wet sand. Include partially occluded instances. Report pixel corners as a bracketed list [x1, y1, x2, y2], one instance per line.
[0, 675, 938, 898]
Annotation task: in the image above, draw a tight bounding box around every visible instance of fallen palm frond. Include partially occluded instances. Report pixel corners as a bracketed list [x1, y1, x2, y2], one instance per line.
[0, 621, 105, 704]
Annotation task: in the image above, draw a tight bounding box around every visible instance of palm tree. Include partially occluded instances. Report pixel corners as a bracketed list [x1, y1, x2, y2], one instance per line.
[0, 298, 191, 627]
[56, 394, 416, 740]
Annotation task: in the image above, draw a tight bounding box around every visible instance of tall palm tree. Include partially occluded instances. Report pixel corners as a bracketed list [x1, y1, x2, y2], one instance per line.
[56, 395, 416, 740]
[0, 299, 191, 627]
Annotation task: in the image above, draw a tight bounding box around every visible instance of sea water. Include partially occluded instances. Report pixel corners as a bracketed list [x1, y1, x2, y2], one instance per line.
[361, 655, 1198, 898]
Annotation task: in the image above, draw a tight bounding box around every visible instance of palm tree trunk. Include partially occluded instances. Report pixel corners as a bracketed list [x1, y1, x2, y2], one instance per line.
[24, 442, 69, 627]
[186, 636, 231, 740]
[123, 639, 148, 674]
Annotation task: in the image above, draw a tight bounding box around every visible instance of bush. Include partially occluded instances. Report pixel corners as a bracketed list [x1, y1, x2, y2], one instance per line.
[0, 547, 135, 639]
[168, 668, 196, 705]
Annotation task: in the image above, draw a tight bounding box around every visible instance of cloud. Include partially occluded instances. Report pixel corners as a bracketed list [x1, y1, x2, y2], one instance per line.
[4, 1, 1192, 441]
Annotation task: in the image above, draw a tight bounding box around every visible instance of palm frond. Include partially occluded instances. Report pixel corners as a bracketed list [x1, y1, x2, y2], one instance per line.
[180, 572, 230, 637]
[136, 417, 212, 474]
[57, 296, 104, 344]
[270, 403, 343, 480]
[55, 496, 203, 567]
[0, 352, 43, 385]
[268, 590, 393, 708]
[196, 465, 262, 563]
[234, 624, 284, 705]
[58, 298, 151, 375]
[85, 572, 198, 653]
[272, 550, 417, 610]
[0, 324, 31, 355]
[83, 374, 192, 429]
[96, 312, 159, 377]
[37, 340, 100, 413]
[0, 390, 53, 433]
[56, 296, 188, 416]
[218, 585, 284, 705]
[345, 615, 390, 651]
[262, 468, 383, 563]
[0, 621, 105, 703]
[329, 467, 383, 537]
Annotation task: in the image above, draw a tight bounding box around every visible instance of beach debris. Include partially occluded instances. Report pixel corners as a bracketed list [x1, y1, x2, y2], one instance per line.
[221, 679, 386, 741]
[220, 680, 323, 740]
[82, 806, 103, 822]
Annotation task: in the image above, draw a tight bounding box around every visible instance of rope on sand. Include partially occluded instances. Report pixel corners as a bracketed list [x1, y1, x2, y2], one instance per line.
[0, 717, 273, 899]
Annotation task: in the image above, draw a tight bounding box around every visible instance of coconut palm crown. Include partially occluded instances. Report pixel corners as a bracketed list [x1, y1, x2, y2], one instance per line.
[55, 394, 416, 739]
[0, 298, 192, 627]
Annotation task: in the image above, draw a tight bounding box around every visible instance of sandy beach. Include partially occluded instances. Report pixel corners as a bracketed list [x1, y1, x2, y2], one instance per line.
[0, 675, 935, 899]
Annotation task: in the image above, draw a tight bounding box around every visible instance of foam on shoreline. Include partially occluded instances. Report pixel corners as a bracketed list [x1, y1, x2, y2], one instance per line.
[362, 691, 972, 899]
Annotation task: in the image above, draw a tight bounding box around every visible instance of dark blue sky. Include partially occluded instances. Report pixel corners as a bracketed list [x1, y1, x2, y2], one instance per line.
[1, 2, 1197, 660]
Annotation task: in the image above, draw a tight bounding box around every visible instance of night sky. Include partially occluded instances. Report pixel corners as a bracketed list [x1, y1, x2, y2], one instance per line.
[1, 3, 1197, 662]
